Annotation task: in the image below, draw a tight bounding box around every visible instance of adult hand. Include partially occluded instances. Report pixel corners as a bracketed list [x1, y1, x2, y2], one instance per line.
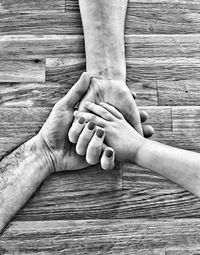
[38, 73, 114, 172]
[78, 77, 154, 138]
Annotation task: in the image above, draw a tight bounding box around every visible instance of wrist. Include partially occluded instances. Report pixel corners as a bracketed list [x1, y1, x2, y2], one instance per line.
[132, 137, 149, 166]
[33, 134, 56, 174]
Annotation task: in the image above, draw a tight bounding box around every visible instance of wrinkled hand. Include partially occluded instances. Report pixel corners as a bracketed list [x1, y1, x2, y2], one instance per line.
[78, 77, 153, 137]
[38, 73, 91, 172]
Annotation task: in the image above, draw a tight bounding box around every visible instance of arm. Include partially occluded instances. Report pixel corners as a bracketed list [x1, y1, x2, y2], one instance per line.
[0, 135, 53, 232]
[136, 140, 200, 197]
[79, 0, 127, 81]
[0, 73, 114, 233]
[78, 0, 146, 135]
[74, 101, 200, 197]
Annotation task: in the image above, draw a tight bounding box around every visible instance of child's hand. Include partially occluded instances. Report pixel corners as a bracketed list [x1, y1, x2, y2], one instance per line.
[68, 117, 115, 170]
[73, 102, 146, 163]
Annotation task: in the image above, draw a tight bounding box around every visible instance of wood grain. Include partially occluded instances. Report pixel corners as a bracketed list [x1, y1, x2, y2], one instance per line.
[0, 0, 65, 13]
[0, 60, 45, 82]
[0, 81, 157, 107]
[12, 184, 200, 220]
[1, 0, 200, 35]
[158, 80, 200, 106]
[0, 35, 85, 60]
[172, 106, 200, 133]
[1, 34, 199, 60]
[0, 13, 83, 35]
[126, 0, 200, 34]
[45, 57, 200, 84]
[126, 58, 200, 82]
[1, 219, 200, 254]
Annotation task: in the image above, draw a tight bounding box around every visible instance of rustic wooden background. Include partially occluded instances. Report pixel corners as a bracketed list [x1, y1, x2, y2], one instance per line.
[1, 0, 200, 254]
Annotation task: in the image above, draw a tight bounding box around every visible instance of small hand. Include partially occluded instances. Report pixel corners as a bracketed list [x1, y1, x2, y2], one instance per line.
[73, 101, 146, 163]
[68, 117, 115, 170]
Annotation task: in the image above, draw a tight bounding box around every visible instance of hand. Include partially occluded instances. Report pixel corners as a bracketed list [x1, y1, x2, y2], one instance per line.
[74, 101, 146, 163]
[37, 73, 115, 172]
[77, 77, 154, 137]
[68, 117, 115, 170]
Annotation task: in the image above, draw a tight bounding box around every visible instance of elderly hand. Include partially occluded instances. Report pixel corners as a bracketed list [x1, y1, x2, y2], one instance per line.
[78, 77, 154, 138]
[38, 73, 114, 172]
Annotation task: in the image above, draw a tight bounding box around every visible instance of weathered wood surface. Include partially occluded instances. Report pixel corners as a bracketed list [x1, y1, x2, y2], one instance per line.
[0, 0, 65, 13]
[0, 59, 45, 82]
[1, 219, 200, 254]
[1, 0, 200, 34]
[1, 0, 200, 253]
[158, 80, 200, 106]
[1, 34, 200, 59]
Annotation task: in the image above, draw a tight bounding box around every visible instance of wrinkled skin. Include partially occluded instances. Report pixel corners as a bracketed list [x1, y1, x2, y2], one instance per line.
[38, 73, 92, 172]
[78, 77, 153, 137]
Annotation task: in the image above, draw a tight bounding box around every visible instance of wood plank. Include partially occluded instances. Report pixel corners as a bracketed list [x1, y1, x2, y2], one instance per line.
[0, 81, 157, 107]
[172, 106, 200, 133]
[0, 35, 85, 60]
[1, 0, 200, 35]
[0, 82, 69, 107]
[1, 219, 200, 254]
[46, 57, 200, 84]
[126, 0, 200, 34]
[1, 34, 200, 60]
[0, 60, 45, 82]
[126, 58, 200, 82]
[0, 0, 65, 13]
[125, 34, 200, 58]
[166, 250, 200, 255]
[12, 184, 200, 220]
[0, 13, 83, 35]
[158, 80, 200, 106]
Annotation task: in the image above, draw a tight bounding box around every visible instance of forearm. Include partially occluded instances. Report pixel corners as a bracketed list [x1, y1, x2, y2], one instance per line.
[79, 0, 128, 81]
[135, 139, 200, 197]
[0, 134, 53, 232]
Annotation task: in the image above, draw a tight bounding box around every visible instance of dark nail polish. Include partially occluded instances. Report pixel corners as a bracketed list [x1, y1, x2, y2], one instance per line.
[96, 129, 104, 138]
[78, 117, 85, 124]
[106, 149, 113, 158]
[88, 121, 95, 130]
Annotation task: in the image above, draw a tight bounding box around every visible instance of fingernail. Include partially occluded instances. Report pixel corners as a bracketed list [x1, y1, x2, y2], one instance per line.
[78, 117, 85, 124]
[106, 149, 113, 158]
[88, 121, 95, 130]
[96, 129, 104, 138]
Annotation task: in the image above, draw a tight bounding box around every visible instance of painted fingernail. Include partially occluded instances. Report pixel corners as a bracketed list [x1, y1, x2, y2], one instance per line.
[106, 149, 113, 158]
[88, 121, 95, 130]
[96, 129, 104, 138]
[78, 117, 85, 124]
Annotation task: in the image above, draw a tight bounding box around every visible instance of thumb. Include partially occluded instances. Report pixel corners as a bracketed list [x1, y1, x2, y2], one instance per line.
[58, 72, 91, 110]
[128, 101, 144, 136]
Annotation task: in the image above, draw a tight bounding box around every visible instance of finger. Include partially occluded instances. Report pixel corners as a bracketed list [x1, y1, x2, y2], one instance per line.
[57, 72, 91, 110]
[86, 128, 105, 165]
[132, 91, 137, 99]
[139, 110, 149, 123]
[85, 101, 114, 121]
[76, 121, 96, 155]
[101, 148, 115, 170]
[143, 125, 154, 138]
[68, 117, 86, 143]
[99, 102, 124, 119]
[128, 101, 143, 136]
[74, 110, 107, 127]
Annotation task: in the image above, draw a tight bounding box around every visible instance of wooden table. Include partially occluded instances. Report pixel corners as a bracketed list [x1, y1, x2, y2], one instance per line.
[1, 0, 200, 254]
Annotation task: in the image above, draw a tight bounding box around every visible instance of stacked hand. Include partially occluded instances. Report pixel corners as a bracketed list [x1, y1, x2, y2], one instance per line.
[38, 72, 154, 172]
